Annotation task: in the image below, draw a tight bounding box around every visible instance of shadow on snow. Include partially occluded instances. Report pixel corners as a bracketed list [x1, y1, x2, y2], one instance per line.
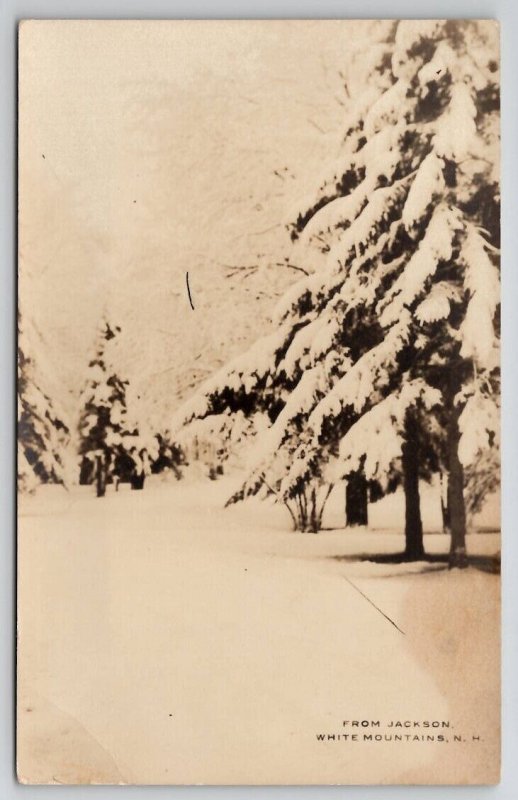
[330, 551, 500, 575]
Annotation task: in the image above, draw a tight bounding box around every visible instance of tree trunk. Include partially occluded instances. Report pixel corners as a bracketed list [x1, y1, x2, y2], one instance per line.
[79, 456, 94, 485]
[308, 486, 319, 533]
[346, 471, 368, 526]
[447, 404, 468, 569]
[317, 484, 333, 530]
[95, 455, 106, 498]
[440, 471, 451, 534]
[401, 411, 424, 559]
[295, 491, 307, 531]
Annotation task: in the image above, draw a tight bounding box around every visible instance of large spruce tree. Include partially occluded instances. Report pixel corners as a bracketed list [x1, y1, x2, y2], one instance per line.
[280, 19, 500, 564]
[172, 21, 500, 563]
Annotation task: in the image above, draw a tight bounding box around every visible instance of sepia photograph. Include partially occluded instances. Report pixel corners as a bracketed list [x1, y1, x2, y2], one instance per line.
[17, 19, 500, 785]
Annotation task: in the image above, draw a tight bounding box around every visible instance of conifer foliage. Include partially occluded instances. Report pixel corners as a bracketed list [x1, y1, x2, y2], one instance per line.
[78, 321, 135, 496]
[18, 316, 70, 492]
[173, 20, 499, 564]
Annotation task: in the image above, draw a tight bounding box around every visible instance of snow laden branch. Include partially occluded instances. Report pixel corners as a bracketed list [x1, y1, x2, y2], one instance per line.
[18, 314, 71, 492]
[309, 312, 412, 435]
[331, 380, 442, 482]
[170, 323, 297, 433]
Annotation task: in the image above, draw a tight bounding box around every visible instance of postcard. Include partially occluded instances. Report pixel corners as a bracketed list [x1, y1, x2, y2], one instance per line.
[17, 19, 500, 784]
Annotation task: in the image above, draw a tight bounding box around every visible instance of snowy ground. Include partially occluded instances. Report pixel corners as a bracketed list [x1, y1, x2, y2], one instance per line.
[17, 476, 500, 785]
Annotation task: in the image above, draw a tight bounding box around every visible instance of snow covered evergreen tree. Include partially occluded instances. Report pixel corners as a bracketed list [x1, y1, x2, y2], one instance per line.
[280, 19, 500, 564]
[78, 320, 164, 495]
[172, 20, 500, 563]
[18, 315, 70, 492]
[150, 432, 185, 479]
[78, 320, 135, 496]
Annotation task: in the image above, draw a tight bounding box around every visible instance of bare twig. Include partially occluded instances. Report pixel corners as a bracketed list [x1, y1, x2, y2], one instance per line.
[260, 475, 297, 530]
[275, 262, 310, 276]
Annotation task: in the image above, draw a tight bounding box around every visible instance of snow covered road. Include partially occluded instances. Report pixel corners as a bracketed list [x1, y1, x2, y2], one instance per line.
[17, 479, 500, 784]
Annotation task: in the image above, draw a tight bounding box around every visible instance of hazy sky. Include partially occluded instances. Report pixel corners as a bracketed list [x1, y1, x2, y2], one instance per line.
[19, 20, 371, 418]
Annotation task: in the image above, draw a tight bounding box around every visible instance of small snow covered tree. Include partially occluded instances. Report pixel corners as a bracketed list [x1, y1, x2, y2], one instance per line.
[150, 432, 185, 478]
[18, 315, 70, 492]
[78, 321, 135, 496]
[79, 321, 163, 495]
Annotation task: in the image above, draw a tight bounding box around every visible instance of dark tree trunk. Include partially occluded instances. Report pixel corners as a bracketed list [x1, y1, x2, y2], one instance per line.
[402, 411, 424, 559]
[440, 472, 451, 534]
[131, 473, 145, 490]
[447, 404, 468, 569]
[79, 456, 94, 485]
[308, 486, 319, 533]
[295, 491, 307, 531]
[317, 484, 333, 531]
[346, 471, 368, 526]
[95, 455, 106, 498]
[441, 497, 451, 534]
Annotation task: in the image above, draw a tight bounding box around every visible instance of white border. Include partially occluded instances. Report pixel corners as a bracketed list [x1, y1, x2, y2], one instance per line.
[2, 1, 517, 797]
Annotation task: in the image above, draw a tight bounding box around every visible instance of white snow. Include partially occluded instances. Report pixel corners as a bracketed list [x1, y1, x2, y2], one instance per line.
[415, 283, 457, 324]
[18, 477, 500, 784]
[458, 393, 500, 468]
[401, 151, 445, 231]
[379, 204, 463, 327]
[460, 226, 500, 369]
[433, 83, 478, 161]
